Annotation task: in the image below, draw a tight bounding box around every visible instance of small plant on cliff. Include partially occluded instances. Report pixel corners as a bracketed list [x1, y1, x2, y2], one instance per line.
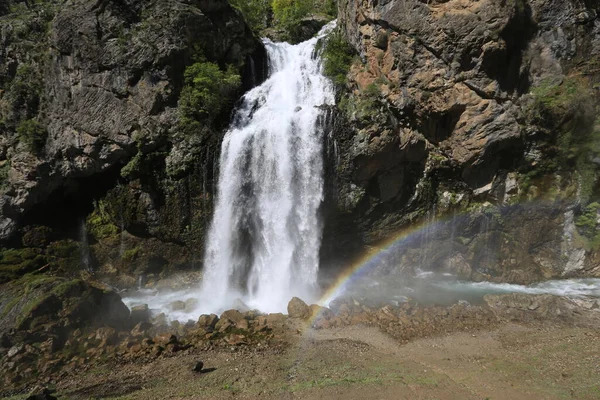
[16, 118, 47, 153]
[86, 201, 119, 240]
[575, 202, 600, 237]
[0, 162, 9, 191]
[179, 58, 241, 125]
[321, 30, 354, 87]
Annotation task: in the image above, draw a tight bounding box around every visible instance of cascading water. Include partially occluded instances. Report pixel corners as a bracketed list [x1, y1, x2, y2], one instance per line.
[199, 23, 337, 313]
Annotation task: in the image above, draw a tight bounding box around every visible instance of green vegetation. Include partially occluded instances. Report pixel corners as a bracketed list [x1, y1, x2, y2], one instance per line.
[575, 202, 600, 249]
[525, 75, 599, 202]
[122, 247, 141, 262]
[339, 83, 382, 123]
[229, 0, 271, 32]
[16, 118, 47, 153]
[179, 57, 241, 128]
[321, 30, 354, 87]
[272, 0, 312, 36]
[0, 248, 47, 283]
[0, 162, 9, 191]
[87, 200, 120, 240]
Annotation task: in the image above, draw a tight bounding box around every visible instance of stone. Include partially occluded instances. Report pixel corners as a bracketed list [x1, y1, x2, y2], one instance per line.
[287, 297, 310, 319]
[265, 313, 286, 330]
[197, 314, 219, 330]
[95, 327, 118, 346]
[184, 298, 199, 312]
[130, 304, 151, 325]
[7, 345, 24, 358]
[169, 301, 186, 311]
[131, 322, 153, 337]
[192, 361, 204, 373]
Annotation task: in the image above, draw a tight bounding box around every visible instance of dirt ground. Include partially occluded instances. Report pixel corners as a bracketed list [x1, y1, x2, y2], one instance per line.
[38, 322, 600, 400]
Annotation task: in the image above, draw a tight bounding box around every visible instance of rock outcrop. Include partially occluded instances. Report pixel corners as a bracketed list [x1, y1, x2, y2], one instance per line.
[324, 0, 600, 280]
[0, 0, 266, 283]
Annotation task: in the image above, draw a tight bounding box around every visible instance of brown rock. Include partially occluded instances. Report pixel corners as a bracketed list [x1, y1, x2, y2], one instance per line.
[287, 297, 310, 319]
[197, 314, 219, 330]
[130, 304, 151, 325]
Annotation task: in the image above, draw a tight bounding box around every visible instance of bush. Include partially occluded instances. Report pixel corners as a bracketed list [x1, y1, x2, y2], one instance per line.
[229, 0, 271, 32]
[272, 0, 312, 39]
[16, 118, 47, 153]
[86, 202, 120, 240]
[0, 162, 9, 191]
[179, 59, 241, 125]
[576, 202, 600, 237]
[321, 30, 354, 87]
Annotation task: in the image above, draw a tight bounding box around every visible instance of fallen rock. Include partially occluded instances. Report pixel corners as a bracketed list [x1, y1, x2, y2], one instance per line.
[169, 301, 186, 311]
[192, 361, 204, 373]
[197, 314, 219, 330]
[130, 304, 151, 325]
[287, 297, 310, 319]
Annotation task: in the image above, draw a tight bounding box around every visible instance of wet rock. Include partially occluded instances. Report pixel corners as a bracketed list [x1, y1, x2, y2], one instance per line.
[228, 299, 248, 313]
[484, 293, 600, 326]
[287, 297, 310, 319]
[131, 321, 153, 337]
[95, 327, 118, 346]
[169, 301, 186, 312]
[197, 314, 219, 331]
[154, 333, 178, 346]
[218, 309, 249, 330]
[130, 304, 151, 325]
[265, 313, 286, 330]
[215, 318, 233, 333]
[152, 313, 168, 327]
[185, 298, 199, 312]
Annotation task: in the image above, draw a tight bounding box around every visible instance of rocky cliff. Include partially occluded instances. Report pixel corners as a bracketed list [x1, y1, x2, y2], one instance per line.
[324, 0, 600, 282]
[0, 0, 266, 285]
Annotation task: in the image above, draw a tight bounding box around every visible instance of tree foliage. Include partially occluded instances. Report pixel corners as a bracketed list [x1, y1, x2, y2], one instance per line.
[322, 30, 354, 87]
[179, 59, 241, 125]
[229, 0, 271, 32]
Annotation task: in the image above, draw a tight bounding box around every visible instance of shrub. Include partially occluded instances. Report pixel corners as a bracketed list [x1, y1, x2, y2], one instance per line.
[576, 202, 600, 237]
[0, 162, 9, 191]
[229, 0, 271, 32]
[321, 30, 354, 87]
[179, 59, 241, 124]
[16, 118, 47, 153]
[272, 0, 312, 38]
[86, 201, 120, 240]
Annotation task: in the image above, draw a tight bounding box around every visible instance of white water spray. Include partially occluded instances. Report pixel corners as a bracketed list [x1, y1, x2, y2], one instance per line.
[199, 23, 336, 313]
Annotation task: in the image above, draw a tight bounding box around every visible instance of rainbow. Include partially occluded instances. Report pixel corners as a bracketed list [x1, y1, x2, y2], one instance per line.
[315, 214, 456, 309]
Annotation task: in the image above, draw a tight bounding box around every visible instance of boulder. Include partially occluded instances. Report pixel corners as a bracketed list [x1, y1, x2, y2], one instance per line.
[197, 314, 219, 330]
[287, 297, 310, 319]
[130, 304, 151, 325]
[169, 301, 186, 312]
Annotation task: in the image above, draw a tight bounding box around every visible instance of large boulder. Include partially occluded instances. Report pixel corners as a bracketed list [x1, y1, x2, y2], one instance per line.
[0, 275, 130, 346]
[287, 297, 310, 319]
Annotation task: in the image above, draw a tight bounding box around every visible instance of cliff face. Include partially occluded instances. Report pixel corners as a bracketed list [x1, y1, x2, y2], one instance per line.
[325, 0, 600, 282]
[0, 0, 266, 284]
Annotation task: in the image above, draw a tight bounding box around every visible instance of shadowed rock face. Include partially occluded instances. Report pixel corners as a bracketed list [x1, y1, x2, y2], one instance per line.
[322, 0, 600, 279]
[0, 0, 266, 244]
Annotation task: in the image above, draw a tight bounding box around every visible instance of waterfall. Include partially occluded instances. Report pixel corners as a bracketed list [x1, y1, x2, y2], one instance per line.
[200, 23, 337, 313]
[79, 220, 92, 272]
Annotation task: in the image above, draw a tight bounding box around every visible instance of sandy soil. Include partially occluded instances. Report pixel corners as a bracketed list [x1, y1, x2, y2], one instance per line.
[45, 322, 600, 400]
